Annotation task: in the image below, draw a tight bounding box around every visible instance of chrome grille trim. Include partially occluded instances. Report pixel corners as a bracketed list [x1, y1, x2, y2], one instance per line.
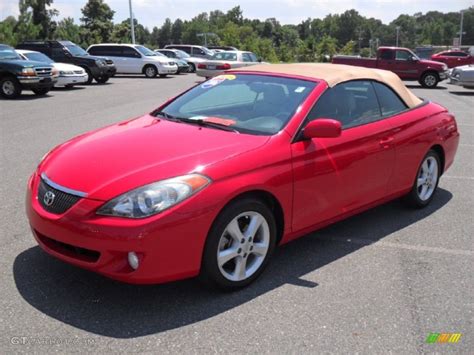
[40, 173, 88, 197]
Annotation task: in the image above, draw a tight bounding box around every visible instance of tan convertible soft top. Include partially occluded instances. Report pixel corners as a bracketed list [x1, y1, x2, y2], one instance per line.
[231, 63, 423, 108]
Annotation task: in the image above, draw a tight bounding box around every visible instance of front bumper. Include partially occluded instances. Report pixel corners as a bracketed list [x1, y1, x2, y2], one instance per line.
[26, 173, 218, 284]
[56, 74, 88, 87]
[439, 70, 449, 80]
[158, 65, 178, 75]
[90, 66, 111, 79]
[19, 76, 57, 89]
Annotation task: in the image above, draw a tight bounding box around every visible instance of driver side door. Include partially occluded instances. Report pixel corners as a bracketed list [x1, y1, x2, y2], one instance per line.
[290, 80, 396, 234]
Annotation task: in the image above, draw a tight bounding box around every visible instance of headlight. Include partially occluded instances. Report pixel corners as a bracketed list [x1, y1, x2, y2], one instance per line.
[97, 174, 211, 218]
[21, 67, 36, 76]
[95, 59, 105, 66]
[169, 62, 176, 66]
[59, 70, 74, 75]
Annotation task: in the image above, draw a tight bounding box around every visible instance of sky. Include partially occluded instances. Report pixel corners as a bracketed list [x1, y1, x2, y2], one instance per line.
[0, 0, 471, 28]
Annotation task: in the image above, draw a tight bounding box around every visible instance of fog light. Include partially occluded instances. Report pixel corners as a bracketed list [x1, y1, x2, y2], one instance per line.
[128, 252, 139, 270]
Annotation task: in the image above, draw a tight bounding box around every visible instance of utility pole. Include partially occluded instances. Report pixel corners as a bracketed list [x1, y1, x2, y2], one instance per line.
[129, 0, 135, 44]
[396, 26, 400, 47]
[459, 10, 464, 47]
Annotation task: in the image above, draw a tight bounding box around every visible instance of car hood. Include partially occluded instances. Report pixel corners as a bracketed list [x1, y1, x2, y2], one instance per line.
[52, 62, 83, 71]
[420, 58, 447, 69]
[146, 56, 172, 64]
[40, 114, 269, 200]
[4, 59, 51, 69]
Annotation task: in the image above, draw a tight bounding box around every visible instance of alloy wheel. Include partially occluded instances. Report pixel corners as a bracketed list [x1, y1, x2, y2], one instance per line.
[2, 80, 15, 96]
[217, 211, 270, 282]
[416, 156, 439, 201]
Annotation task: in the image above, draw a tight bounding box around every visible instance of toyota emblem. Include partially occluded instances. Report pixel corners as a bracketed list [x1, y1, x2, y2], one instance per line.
[43, 191, 55, 206]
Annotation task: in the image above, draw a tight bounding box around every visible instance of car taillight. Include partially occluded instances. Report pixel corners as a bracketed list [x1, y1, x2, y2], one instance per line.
[198, 64, 206, 69]
[217, 63, 231, 70]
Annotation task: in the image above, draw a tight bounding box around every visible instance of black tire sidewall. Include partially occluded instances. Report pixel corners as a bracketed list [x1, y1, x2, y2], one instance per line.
[201, 198, 277, 290]
[189, 63, 196, 72]
[83, 68, 93, 84]
[0, 77, 21, 99]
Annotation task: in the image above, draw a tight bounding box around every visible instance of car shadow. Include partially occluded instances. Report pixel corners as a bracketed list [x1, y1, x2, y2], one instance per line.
[51, 86, 86, 91]
[112, 75, 173, 79]
[13, 188, 452, 338]
[405, 84, 448, 90]
[449, 91, 474, 96]
[0, 93, 52, 101]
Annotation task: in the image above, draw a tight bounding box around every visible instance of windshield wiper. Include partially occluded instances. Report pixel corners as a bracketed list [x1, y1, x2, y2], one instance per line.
[154, 112, 239, 133]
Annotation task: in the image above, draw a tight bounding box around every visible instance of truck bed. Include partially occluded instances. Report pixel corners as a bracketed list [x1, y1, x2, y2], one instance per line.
[332, 56, 378, 68]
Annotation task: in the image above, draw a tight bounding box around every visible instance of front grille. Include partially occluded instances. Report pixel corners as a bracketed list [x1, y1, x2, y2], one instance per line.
[73, 70, 83, 74]
[38, 178, 81, 214]
[35, 67, 52, 77]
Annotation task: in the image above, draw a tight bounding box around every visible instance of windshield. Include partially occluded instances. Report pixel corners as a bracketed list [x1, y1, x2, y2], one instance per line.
[24, 52, 54, 64]
[212, 52, 238, 61]
[65, 44, 88, 56]
[0, 46, 21, 60]
[175, 50, 190, 58]
[135, 45, 156, 56]
[158, 74, 317, 135]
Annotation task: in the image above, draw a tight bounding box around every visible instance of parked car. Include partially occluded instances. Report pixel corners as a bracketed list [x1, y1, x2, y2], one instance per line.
[450, 64, 474, 89]
[333, 46, 449, 88]
[87, 44, 177, 78]
[206, 45, 238, 51]
[16, 49, 87, 88]
[0, 44, 57, 99]
[26, 63, 459, 289]
[155, 48, 206, 72]
[153, 50, 188, 73]
[164, 44, 213, 59]
[196, 51, 261, 78]
[431, 50, 474, 68]
[16, 40, 115, 84]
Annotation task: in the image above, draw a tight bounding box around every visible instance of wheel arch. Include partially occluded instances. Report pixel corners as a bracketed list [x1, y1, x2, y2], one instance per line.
[218, 189, 285, 245]
[142, 63, 158, 74]
[430, 144, 445, 175]
[421, 69, 440, 80]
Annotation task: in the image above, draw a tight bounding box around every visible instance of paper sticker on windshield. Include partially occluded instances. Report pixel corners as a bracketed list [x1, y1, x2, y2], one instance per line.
[295, 86, 306, 93]
[201, 74, 236, 89]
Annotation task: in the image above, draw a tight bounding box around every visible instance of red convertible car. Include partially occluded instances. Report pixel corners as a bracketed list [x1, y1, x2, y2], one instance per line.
[26, 64, 459, 289]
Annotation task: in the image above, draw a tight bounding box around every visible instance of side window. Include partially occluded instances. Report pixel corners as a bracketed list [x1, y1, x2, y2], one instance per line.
[193, 47, 205, 56]
[372, 81, 408, 117]
[122, 47, 140, 58]
[249, 53, 258, 62]
[379, 50, 394, 60]
[308, 81, 381, 129]
[108, 46, 122, 56]
[395, 50, 410, 61]
[242, 53, 252, 62]
[51, 46, 66, 59]
[454, 52, 468, 57]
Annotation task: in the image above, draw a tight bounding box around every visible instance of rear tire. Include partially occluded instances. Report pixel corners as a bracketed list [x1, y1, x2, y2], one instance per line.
[0, 76, 22, 99]
[420, 72, 439, 88]
[201, 198, 277, 290]
[403, 150, 441, 208]
[144, 65, 157, 78]
[32, 87, 50, 96]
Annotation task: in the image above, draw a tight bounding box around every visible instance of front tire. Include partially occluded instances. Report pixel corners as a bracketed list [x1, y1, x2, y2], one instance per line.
[144, 65, 157, 78]
[188, 63, 196, 73]
[403, 150, 441, 208]
[420, 72, 439, 88]
[32, 87, 50, 96]
[95, 76, 109, 84]
[0, 76, 22, 99]
[201, 198, 277, 290]
[83, 68, 93, 85]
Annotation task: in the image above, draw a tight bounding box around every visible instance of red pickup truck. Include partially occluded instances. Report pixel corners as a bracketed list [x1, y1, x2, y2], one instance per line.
[332, 47, 449, 88]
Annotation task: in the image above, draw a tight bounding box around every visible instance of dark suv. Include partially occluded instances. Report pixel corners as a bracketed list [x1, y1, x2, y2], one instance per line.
[16, 40, 116, 84]
[0, 44, 56, 99]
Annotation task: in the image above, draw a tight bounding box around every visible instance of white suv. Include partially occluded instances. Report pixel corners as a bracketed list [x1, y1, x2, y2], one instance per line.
[87, 44, 177, 78]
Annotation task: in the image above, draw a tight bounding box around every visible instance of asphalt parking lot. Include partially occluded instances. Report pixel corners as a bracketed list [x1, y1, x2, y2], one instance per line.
[1, 74, 473, 353]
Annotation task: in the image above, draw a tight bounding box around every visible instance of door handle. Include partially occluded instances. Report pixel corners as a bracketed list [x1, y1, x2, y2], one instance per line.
[379, 136, 394, 148]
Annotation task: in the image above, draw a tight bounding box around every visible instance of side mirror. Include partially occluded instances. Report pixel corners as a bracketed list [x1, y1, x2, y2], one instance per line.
[63, 49, 72, 57]
[409, 55, 418, 62]
[303, 119, 342, 139]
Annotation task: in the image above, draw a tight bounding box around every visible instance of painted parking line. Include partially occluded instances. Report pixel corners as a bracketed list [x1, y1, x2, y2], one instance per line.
[329, 236, 474, 256]
[443, 175, 474, 180]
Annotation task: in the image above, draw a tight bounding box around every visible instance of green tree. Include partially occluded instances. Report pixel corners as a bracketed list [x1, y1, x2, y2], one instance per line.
[24, 0, 58, 39]
[54, 17, 81, 44]
[80, 0, 115, 46]
[171, 19, 184, 44]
